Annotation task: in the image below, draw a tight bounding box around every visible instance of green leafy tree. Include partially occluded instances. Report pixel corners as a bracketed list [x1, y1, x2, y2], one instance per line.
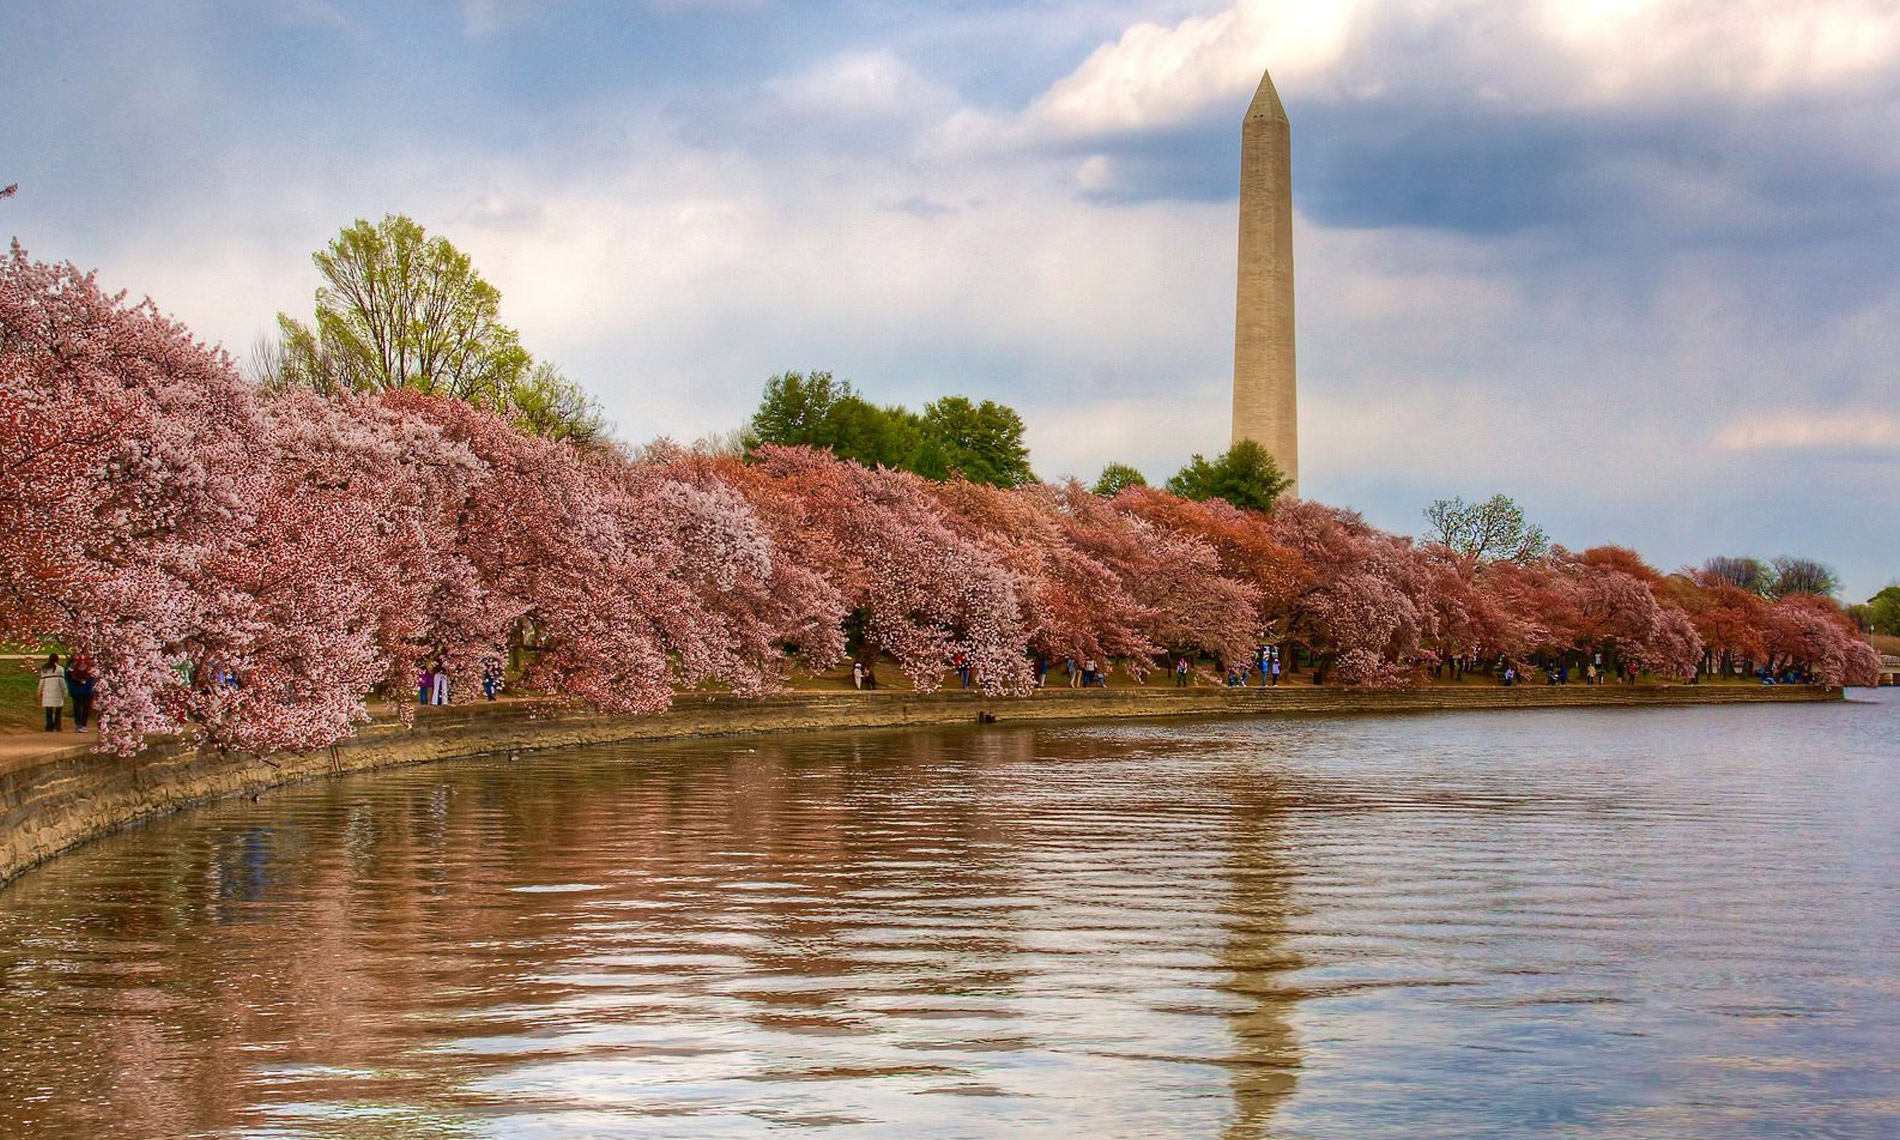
[749, 370, 854, 448]
[1701, 555, 1774, 594]
[913, 396, 1034, 488]
[507, 362, 610, 448]
[1863, 585, 1900, 635]
[1423, 493, 1549, 563]
[1767, 556, 1840, 599]
[1092, 462, 1147, 497]
[271, 214, 530, 405]
[828, 397, 925, 470]
[748, 374, 1032, 487]
[747, 371, 921, 469]
[1165, 439, 1290, 512]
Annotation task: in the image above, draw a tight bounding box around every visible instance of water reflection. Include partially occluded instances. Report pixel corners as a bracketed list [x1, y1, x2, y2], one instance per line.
[1, 692, 1897, 1138]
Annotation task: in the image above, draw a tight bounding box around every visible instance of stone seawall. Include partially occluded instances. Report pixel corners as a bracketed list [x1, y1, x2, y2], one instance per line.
[0, 683, 1842, 889]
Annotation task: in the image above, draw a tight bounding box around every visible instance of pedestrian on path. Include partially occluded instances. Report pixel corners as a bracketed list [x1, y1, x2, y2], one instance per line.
[68, 655, 96, 731]
[852, 660, 864, 690]
[431, 659, 449, 705]
[417, 665, 433, 705]
[482, 657, 504, 701]
[1271, 656, 1281, 686]
[38, 654, 67, 732]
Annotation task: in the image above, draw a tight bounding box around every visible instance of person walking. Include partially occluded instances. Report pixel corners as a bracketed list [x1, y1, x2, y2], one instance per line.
[1175, 657, 1190, 687]
[1585, 662, 1597, 686]
[67, 655, 96, 731]
[430, 659, 449, 705]
[1066, 658, 1079, 689]
[852, 660, 865, 690]
[482, 657, 504, 701]
[1082, 658, 1098, 688]
[1271, 655, 1281, 686]
[38, 654, 67, 732]
[417, 665, 433, 705]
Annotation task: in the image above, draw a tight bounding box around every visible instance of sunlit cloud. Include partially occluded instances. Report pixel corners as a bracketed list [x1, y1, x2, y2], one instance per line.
[1714, 411, 1900, 453]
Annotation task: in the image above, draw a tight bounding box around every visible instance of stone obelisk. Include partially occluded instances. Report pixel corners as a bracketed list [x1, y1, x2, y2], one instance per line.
[1231, 68, 1298, 495]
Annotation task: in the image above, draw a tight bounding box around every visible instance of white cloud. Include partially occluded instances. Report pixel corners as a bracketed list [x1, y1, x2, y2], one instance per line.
[966, 0, 1900, 149]
[1714, 411, 1900, 452]
[767, 49, 952, 120]
[1534, 0, 1900, 103]
[1025, 0, 1360, 136]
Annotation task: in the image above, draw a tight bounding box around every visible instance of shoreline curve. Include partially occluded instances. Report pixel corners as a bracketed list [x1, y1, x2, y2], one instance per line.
[0, 683, 1843, 890]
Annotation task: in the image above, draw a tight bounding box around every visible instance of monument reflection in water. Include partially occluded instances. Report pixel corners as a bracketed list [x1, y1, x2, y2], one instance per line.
[2, 693, 1897, 1139]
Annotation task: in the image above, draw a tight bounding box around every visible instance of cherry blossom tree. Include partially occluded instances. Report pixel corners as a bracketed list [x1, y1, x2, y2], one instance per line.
[1054, 480, 1260, 670]
[1763, 594, 1881, 686]
[1268, 501, 1438, 685]
[0, 245, 264, 753]
[7, 241, 1870, 761]
[930, 478, 1158, 668]
[732, 446, 1033, 694]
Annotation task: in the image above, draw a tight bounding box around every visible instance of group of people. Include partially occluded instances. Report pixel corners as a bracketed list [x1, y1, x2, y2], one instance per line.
[1064, 658, 1108, 688]
[35, 653, 96, 733]
[1502, 659, 1641, 687]
[416, 656, 508, 706]
[837, 650, 1306, 692]
[1216, 646, 1285, 688]
[1026, 656, 1109, 689]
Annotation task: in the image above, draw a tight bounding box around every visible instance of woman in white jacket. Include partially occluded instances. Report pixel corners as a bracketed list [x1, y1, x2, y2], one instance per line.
[37, 654, 67, 733]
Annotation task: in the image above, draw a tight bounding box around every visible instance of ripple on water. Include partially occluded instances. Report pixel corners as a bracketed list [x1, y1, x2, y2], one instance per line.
[0, 693, 1897, 1139]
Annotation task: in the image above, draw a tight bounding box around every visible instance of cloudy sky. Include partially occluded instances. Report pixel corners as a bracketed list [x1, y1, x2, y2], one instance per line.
[6, 0, 1897, 598]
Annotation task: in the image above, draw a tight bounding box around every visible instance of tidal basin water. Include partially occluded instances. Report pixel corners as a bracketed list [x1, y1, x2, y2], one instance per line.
[2, 692, 1896, 1139]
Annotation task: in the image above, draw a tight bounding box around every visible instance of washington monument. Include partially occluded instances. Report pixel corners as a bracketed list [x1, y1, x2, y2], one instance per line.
[1231, 67, 1298, 495]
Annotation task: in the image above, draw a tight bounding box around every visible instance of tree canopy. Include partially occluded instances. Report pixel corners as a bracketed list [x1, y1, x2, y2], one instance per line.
[507, 362, 610, 449]
[912, 396, 1034, 488]
[1767, 556, 1840, 599]
[1165, 440, 1290, 513]
[1423, 493, 1549, 564]
[1701, 555, 1774, 594]
[746, 371, 1033, 488]
[1092, 462, 1147, 497]
[1701, 554, 1842, 599]
[1866, 585, 1900, 636]
[266, 214, 607, 446]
